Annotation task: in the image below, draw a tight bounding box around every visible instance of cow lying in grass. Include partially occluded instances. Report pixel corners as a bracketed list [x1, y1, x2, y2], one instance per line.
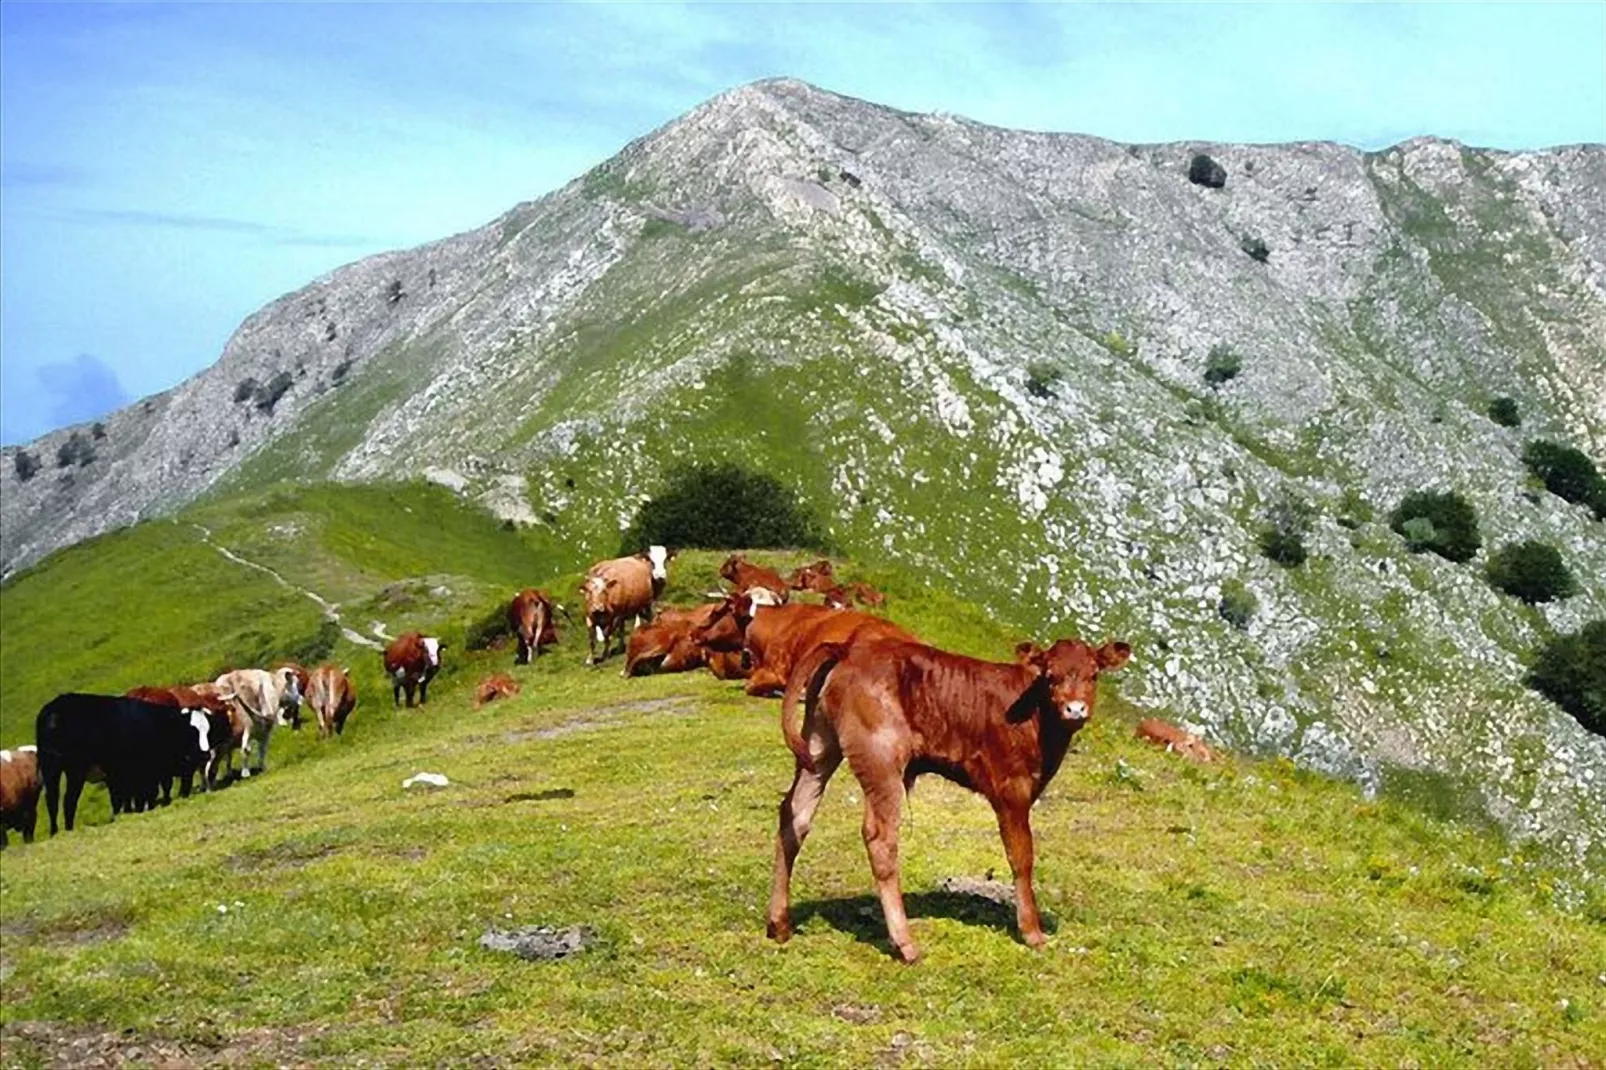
[768, 635, 1130, 963]
[1135, 718, 1215, 763]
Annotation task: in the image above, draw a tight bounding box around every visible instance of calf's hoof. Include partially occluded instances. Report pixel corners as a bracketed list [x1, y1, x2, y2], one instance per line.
[1022, 929, 1048, 949]
[894, 941, 923, 965]
[766, 917, 792, 944]
[240, 767, 252, 779]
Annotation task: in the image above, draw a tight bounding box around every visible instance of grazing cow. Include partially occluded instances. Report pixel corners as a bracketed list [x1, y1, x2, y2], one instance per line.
[719, 554, 790, 603]
[580, 546, 672, 667]
[787, 559, 837, 594]
[0, 745, 42, 847]
[742, 602, 915, 698]
[35, 694, 214, 834]
[384, 632, 445, 708]
[215, 667, 302, 776]
[1135, 718, 1215, 763]
[768, 635, 1131, 963]
[474, 673, 521, 708]
[305, 664, 357, 738]
[508, 588, 561, 665]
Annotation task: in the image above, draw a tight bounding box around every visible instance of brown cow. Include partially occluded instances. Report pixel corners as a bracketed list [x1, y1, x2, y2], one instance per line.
[821, 586, 853, 610]
[624, 602, 722, 677]
[384, 632, 445, 708]
[742, 602, 915, 698]
[0, 745, 42, 847]
[580, 546, 672, 667]
[474, 673, 521, 709]
[768, 635, 1131, 963]
[508, 588, 561, 665]
[306, 664, 357, 738]
[787, 559, 837, 594]
[719, 554, 790, 603]
[1135, 718, 1215, 763]
[846, 581, 886, 609]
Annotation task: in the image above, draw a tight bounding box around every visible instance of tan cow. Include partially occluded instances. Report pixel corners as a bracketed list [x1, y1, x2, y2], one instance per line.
[1135, 718, 1215, 763]
[214, 667, 302, 777]
[305, 664, 357, 738]
[580, 545, 672, 667]
[0, 745, 41, 847]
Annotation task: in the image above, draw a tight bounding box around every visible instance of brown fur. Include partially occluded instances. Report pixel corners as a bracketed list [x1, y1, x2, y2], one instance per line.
[742, 603, 915, 698]
[786, 559, 838, 594]
[846, 581, 886, 608]
[306, 665, 357, 738]
[1135, 718, 1215, 763]
[581, 553, 666, 667]
[768, 635, 1131, 963]
[508, 588, 559, 665]
[384, 632, 445, 708]
[0, 747, 42, 847]
[624, 603, 723, 677]
[719, 554, 790, 602]
[474, 673, 521, 709]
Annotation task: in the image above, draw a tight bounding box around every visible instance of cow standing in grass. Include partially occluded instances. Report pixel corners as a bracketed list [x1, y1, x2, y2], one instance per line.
[580, 546, 672, 668]
[305, 664, 357, 738]
[0, 745, 41, 846]
[508, 588, 560, 665]
[215, 667, 302, 776]
[384, 632, 445, 708]
[768, 636, 1130, 963]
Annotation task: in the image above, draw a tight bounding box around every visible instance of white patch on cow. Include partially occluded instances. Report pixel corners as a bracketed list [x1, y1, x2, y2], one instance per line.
[392, 667, 407, 682]
[189, 709, 212, 754]
[422, 637, 441, 667]
[0, 750, 10, 763]
[647, 544, 669, 580]
[593, 625, 606, 643]
[19, 744, 36, 753]
[749, 587, 782, 608]
[1065, 700, 1088, 721]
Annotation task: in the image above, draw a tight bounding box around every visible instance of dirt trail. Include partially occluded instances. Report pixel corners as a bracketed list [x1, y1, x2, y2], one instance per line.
[187, 522, 390, 650]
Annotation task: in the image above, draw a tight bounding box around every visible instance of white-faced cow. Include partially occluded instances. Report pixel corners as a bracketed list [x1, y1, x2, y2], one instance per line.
[580, 546, 672, 668]
[384, 632, 445, 708]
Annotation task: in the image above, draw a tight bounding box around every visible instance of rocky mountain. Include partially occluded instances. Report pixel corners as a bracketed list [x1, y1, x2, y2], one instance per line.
[3, 77, 1604, 868]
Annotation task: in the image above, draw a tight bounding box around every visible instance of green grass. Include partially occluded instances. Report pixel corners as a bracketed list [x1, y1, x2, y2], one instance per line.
[3, 497, 1603, 1066]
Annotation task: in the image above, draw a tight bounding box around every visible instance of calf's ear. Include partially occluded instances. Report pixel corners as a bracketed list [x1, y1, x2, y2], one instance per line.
[1096, 641, 1132, 670]
[1014, 641, 1043, 665]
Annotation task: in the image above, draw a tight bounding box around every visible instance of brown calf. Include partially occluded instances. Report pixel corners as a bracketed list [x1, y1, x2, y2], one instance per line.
[786, 559, 837, 594]
[474, 673, 522, 709]
[508, 588, 560, 665]
[719, 553, 790, 603]
[742, 602, 915, 698]
[768, 635, 1131, 963]
[306, 664, 357, 738]
[1135, 718, 1215, 763]
[0, 745, 42, 847]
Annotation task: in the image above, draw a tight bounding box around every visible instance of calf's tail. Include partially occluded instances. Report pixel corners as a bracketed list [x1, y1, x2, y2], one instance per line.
[780, 642, 849, 773]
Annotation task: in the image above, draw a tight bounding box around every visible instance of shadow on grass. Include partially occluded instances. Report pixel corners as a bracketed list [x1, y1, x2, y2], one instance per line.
[789, 890, 1057, 958]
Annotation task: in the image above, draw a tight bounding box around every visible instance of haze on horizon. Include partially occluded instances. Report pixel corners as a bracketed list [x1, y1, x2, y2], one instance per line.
[2, 1, 1602, 446]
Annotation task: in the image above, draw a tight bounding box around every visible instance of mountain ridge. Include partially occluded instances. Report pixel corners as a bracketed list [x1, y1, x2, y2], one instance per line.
[3, 76, 1604, 868]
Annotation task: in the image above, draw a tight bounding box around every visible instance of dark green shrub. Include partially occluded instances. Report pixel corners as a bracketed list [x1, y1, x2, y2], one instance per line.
[1526, 621, 1606, 738]
[1336, 487, 1373, 529]
[1389, 490, 1481, 563]
[91, 421, 107, 440]
[1257, 489, 1312, 567]
[1218, 579, 1258, 631]
[1523, 440, 1606, 519]
[1025, 362, 1063, 399]
[12, 450, 40, 482]
[55, 431, 95, 469]
[621, 462, 829, 553]
[1485, 541, 1578, 603]
[1204, 343, 1241, 387]
[1487, 397, 1520, 427]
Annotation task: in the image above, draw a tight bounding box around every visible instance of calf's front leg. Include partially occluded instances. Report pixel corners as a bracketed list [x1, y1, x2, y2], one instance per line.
[994, 801, 1047, 947]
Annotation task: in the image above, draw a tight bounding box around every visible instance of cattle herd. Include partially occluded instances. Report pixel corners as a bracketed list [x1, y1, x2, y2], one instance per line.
[1, 544, 1161, 963]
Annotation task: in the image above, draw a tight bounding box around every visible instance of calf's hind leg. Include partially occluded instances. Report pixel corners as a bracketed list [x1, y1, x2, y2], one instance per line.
[767, 749, 842, 943]
[860, 775, 918, 963]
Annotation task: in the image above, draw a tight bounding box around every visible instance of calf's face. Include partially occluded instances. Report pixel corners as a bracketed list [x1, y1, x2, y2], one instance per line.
[647, 545, 671, 582]
[1019, 639, 1132, 724]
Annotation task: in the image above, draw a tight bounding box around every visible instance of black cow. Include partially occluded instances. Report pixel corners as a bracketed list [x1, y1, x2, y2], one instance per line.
[35, 693, 214, 835]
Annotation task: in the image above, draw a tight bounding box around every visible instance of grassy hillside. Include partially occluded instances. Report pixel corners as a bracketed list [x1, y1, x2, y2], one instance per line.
[2, 493, 1604, 1066]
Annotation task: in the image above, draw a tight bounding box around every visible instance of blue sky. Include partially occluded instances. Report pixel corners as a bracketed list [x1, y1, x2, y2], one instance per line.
[2, 2, 1602, 445]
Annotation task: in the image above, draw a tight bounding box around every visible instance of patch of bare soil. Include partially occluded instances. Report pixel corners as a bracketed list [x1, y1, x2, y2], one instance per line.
[936, 875, 1017, 906]
[479, 924, 597, 962]
[0, 1020, 329, 1068]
